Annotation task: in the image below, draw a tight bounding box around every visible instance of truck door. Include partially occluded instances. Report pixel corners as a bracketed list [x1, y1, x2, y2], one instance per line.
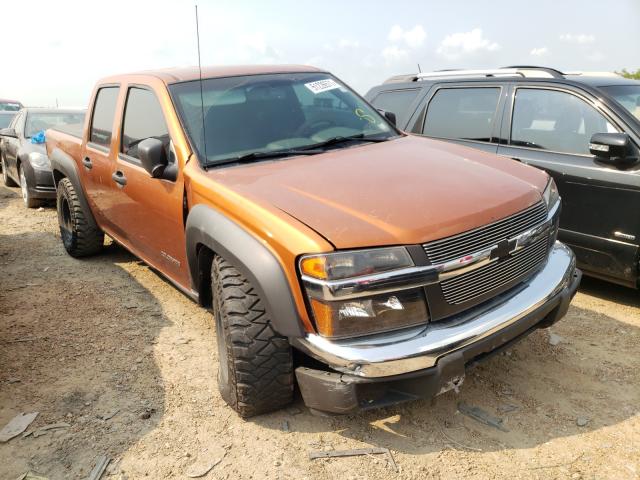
[79, 86, 121, 231]
[107, 85, 189, 287]
[497, 85, 640, 286]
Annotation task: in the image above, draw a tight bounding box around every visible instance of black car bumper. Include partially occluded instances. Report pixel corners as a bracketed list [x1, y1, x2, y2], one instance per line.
[294, 244, 581, 414]
[24, 165, 55, 200]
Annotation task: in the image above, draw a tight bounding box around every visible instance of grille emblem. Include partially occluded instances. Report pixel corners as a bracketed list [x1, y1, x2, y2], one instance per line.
[491, 239, 517, 260]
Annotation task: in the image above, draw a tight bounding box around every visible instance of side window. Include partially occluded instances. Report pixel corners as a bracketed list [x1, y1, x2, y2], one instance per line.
[511, 88, 619, 155]
[371, 89, 420, 116]
[423, 87, 500, 142]
[121, 87, 169, 159]
[90, 87, 119, 147]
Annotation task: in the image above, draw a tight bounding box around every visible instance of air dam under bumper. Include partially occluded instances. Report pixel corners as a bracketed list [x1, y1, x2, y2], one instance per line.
[293, 242, 580, 414]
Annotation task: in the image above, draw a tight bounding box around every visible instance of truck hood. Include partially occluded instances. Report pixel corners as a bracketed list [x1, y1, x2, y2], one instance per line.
[206, 135, 549, 249]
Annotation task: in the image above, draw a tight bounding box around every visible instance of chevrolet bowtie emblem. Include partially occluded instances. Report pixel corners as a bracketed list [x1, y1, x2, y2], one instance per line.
[491, 239, 518, 260]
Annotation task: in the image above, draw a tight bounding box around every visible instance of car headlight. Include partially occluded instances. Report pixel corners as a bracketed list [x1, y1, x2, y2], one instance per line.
[28, 152, 50, 170]
[542, 177, 560, 210]
[299, 247, 429, 338]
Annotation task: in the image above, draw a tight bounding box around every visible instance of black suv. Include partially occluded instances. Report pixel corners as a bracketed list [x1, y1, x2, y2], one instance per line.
[366, 66, 640, 288]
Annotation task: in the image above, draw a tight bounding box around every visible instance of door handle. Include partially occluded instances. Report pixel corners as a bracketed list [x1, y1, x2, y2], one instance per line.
[111, 170, 127, 187]
[82, 157, 93, 169]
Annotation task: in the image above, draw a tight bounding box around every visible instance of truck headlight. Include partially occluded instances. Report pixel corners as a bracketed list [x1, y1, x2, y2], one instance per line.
[299, 247, 429, 338]
[28, 152, 50, 170]
[542, 177, 560, 210]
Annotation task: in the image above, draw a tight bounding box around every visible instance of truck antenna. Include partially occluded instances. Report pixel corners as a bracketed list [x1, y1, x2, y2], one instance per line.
[195, 4, 207, 159]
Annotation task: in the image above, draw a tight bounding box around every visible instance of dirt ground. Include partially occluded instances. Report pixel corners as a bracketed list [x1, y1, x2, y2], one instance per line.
[0, 184, 638, 480]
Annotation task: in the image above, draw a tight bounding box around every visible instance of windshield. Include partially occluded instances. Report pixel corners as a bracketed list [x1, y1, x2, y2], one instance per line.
[0, 113, 15, 128]
[25, 111, 86, 138]
[601, 85, 640, 121]
[0, 101, 22, 112]
[169, 73, 396, 165]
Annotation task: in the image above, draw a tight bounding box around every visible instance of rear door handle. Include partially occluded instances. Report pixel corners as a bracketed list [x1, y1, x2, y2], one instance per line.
[82, 157, 93, 169]
[111, 170, 127, 187]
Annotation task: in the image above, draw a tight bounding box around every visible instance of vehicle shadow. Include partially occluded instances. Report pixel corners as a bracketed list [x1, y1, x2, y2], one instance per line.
[0, 228, 170, 479]
[253, 301, 639, 455]
[578, 274, 639, 308]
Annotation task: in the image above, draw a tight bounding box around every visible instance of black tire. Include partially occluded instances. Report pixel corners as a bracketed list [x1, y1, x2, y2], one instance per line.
[1, 153, 18, 187]
[18, 164, 41, 209]
[212, 255, 294, 417]
[56, 177, 104, 257]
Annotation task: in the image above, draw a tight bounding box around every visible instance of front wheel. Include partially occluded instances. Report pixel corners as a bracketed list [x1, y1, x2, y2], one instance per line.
[19, 165, 41, 208]
[56, 177, 104, 257]
[212, 255, 294, 417]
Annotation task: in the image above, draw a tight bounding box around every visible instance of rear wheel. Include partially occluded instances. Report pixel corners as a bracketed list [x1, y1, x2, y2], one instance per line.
[212, 255, 294, 417]
[19, 165, 41, 208]
[56, 177, 104, 257]
[1, 154, 18, 187]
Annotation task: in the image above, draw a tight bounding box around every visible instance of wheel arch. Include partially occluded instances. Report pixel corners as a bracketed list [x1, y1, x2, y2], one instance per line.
[49, 147, 99, 231]
[185, 204, 304, 338]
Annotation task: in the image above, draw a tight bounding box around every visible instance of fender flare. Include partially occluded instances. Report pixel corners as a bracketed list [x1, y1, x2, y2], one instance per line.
[49, 147, 99, 231]
[185, 204, 304, 338]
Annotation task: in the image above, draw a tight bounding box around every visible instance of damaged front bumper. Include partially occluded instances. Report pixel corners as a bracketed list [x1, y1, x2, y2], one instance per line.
[292, 242, 581, 414]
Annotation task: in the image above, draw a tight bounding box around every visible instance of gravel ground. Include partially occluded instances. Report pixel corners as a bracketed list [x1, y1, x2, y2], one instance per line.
[0, 184, 639, 480]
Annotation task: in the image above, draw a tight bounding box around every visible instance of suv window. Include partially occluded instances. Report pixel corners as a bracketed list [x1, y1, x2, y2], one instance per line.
[121, 88, 169, 159]
[371, 89, 420, 116]
[90, 87, 119, 147]
[511, 88, 618, 155]
[423, 87, 500, 142]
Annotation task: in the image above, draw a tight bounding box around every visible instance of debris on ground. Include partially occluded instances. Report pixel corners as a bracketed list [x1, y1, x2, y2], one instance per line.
[497, 403, 519, 414]
[0, 412, 38, 442]
[185, 456, 224, 478]
[309, 447, 398, 472]
[576, 417, 590, 427]
[27, 422, 70, 438]
[87, 455, 110, 480]
[97, 409, 120, 421]
[458, 402, 508, 432]
[15, 472, 49, 480]
[548, 332, 564, 346]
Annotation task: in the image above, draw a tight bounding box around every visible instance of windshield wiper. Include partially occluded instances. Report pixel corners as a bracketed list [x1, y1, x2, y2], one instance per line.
[204, 148, 323, 168]
[298, 133, 390, 151]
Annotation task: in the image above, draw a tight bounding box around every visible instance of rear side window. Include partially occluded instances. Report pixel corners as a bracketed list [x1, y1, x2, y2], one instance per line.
[371, 89, 420, 117]
[423, 87, 500, 142]
[121, 88, 169, 159]
[90, 87, 119, 147]
[511, 88, 619, 155]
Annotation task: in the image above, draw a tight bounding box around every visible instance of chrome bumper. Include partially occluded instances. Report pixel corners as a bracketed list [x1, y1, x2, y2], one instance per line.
[293, 242, 576, 378]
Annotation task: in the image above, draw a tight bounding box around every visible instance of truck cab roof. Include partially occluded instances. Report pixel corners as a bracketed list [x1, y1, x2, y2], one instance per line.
[98, 64, 326, 85]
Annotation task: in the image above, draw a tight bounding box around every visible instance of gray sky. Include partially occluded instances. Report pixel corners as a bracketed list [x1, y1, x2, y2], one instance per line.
[2, 0, 639, 107]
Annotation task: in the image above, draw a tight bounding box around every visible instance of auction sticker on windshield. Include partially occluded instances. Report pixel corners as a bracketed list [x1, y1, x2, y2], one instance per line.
[304, 78, 341, 94]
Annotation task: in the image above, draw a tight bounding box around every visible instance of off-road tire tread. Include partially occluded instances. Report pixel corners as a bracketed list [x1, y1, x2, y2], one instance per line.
[57, 178, 104, 257]
[212, 255, 293, 417]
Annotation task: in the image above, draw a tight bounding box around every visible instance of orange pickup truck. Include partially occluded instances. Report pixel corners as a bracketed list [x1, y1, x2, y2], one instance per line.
[46, 65, 580, 416]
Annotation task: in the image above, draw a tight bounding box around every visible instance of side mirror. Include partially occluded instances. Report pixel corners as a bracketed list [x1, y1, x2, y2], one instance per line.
[0, 128, 17, 138]
[138, 138, 168, 178]
[376, 109, 397, 127]
[589, 132, 637, 167]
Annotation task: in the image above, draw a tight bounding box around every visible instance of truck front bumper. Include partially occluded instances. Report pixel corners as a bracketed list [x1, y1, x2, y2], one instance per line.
[292, 242, 581, 414]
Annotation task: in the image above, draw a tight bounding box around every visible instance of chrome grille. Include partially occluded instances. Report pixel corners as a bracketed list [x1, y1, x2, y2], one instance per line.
[440, 236, 548, 304]
[423, 201, 548, 264]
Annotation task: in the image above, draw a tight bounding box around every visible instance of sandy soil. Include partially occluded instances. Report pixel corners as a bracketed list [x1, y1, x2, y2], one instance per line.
[1, 184, 639, 480]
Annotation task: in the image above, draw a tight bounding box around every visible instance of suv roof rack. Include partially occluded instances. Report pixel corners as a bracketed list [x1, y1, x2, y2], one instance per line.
[383, 66, 566, 84]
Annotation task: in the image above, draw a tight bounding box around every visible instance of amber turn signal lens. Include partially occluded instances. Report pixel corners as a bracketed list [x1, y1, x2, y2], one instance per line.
[300, 256, 328, 279]
[310, 299, 334, 337]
